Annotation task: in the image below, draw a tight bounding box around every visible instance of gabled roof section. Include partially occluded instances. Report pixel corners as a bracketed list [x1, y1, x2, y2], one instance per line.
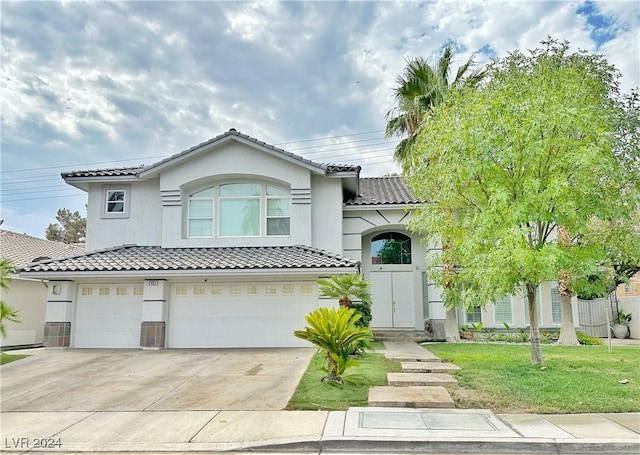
[20, 245, 358, 275]
[344, 176, 421, 206]
[0, 230, 85, 268]
[138, 129, 360, 178]
[61, 130, 360, 184]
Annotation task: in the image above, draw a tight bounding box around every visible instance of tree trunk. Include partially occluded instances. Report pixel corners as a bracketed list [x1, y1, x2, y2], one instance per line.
[323, 351, 340, 383]
[442, 239, 460, 342]
[557, 226, 578, 345]
[527, 283, 544, 365]
[444, 306, 460, 342]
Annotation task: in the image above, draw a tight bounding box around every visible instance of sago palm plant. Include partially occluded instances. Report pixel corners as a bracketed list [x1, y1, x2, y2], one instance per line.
[294, 307, 372, 383]
[318, 273, 372, 328]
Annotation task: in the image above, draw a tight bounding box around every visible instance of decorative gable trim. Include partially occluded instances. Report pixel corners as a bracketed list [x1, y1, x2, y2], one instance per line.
[291, 188, 311, 205]
[161, 189, 181, 206]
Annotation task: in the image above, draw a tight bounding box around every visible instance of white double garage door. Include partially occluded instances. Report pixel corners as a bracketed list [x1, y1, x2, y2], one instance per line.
[74, 281, 319, 348]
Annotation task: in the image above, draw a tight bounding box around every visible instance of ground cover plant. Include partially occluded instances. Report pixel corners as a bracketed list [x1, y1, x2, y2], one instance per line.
[287, 350, 400, 410]
[424, 343, 640, 413]
[0, 352, 28, 365]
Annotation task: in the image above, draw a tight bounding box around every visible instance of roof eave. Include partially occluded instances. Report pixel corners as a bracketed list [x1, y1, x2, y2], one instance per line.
[343, 203, 422, 211]
[18, 266, 358, 280]
[63, 175, 141, 187]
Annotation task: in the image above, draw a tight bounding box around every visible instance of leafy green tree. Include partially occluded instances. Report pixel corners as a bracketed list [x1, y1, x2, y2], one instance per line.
[385, 43, 486, 341]
[294, 307, 372, 383]
[0, 259, 20, 338]
[406, 39, 637, 364]
[45, 208, 86, 244]
[318, 274, 372, 327]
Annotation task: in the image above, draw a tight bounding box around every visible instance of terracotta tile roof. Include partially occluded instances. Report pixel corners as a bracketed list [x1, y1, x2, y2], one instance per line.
[62, 166, 145, 178]
[20, 245, 358, 274]
[0, 230, 85, 268]
[345, 177, 421, 206]
[62, 130, 359, 179]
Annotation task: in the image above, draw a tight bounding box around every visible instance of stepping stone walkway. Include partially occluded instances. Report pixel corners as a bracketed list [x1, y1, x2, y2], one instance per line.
[387, 372, 458, 387]
[368, 341, 458, 409]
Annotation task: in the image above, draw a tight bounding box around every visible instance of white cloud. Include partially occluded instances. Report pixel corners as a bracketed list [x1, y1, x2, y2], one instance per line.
[1, 0, 638, 237]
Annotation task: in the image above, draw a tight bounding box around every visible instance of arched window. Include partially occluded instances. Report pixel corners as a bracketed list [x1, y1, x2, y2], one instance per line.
[371, 232, 412, 264]
[187, 182, 290, 238]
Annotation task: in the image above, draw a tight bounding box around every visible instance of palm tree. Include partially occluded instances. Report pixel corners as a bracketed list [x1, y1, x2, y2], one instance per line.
[385, 43, 487, 165]
[294, 307, 372, 383]
[318, 274, 372, 327]
[0, 259, 20, 338]
[386, 45, 486, 342]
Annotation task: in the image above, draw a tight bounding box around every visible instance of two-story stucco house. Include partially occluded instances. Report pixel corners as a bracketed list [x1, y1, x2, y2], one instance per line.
[21, 130, 579, 349]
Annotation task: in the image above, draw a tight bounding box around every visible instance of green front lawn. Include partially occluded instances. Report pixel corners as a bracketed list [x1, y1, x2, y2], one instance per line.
[0, 352, 28, 365]
[287, 350, 401, 410]
[424, 343, 640, 413]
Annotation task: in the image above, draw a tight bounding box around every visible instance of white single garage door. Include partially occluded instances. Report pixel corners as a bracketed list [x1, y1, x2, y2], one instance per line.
[74, 284, 143, 348]
[168, 281, 318, 348]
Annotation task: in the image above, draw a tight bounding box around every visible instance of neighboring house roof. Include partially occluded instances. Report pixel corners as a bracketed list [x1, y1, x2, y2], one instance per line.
[0, 230, 85, 268]
[62, 130, 360, 181]
[20, 245, 358, 275]
[345, 177, 420, 206]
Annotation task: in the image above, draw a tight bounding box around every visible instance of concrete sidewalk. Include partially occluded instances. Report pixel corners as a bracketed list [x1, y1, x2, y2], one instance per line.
[2, 407, 638, 453]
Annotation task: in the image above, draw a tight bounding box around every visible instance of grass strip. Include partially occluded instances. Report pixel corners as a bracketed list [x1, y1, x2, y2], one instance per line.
[424, 343, 640, 413]
[1, 352, 28, 365]
[287, 350, 401, 410]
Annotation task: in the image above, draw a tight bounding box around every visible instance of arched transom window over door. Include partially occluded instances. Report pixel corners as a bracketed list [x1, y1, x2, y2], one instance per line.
[371, 232, 412, 265]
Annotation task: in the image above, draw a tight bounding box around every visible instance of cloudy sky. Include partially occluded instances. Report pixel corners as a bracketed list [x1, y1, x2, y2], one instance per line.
[1, 0, 639, 239]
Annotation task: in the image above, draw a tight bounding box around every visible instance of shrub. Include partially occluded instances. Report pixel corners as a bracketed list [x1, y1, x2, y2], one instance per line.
[294, 307, 373, 383]
[577, 331, 605, 345]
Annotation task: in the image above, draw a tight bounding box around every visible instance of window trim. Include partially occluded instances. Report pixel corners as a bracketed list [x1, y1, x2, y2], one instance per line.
[101, 185, 130, 219]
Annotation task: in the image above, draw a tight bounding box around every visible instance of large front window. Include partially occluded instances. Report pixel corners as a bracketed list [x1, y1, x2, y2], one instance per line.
[187, 182, 290, 238]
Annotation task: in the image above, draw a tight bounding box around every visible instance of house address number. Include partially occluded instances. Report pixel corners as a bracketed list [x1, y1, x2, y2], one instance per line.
[148, 280, 159, 286]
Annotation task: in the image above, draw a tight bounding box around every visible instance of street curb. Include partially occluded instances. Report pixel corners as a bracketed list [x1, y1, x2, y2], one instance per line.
[251, 438, 640, 454]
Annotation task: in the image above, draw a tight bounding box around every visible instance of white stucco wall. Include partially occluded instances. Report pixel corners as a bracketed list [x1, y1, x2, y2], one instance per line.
[311, 175, 344, 253]
[0, 278, 47, 347]
[85, 179, 162, 251]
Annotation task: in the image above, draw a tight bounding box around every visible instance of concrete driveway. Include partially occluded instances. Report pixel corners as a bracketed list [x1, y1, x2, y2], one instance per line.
[0, 347, 315, 412]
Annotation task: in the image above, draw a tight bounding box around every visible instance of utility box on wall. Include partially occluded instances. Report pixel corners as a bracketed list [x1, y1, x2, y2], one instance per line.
[426, 319, 446, 341]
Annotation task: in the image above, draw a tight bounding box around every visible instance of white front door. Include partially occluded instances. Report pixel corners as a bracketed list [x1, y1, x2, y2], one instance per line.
[370, 271, 415, 328]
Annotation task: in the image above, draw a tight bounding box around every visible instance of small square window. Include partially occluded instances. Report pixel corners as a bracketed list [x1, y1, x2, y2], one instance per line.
[99, 287, 110, 296]
[133, 287, 143, 296]
[82, 287, 93, 296]
[106, 190, 125, 213]
[194, 286, 205, 295]
[175, 286, 187, 296]
[247, 285, 257, 294]
[283, 285, 294, 294]
[230, 285, 241, 295]
[116, 287, 127, 296]
[212, 286, 223, 295]
[266, 286, 277, 294]
[301, 284, 313, 294]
